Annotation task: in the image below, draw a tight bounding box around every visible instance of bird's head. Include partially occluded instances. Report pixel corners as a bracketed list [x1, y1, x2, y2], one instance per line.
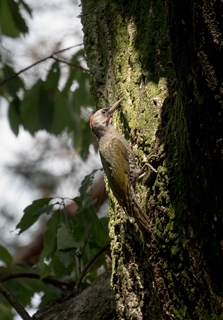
[90, 98, 122, 139]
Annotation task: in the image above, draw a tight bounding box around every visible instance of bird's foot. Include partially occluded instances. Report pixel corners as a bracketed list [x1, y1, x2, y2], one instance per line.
[137, 153, 158, 179]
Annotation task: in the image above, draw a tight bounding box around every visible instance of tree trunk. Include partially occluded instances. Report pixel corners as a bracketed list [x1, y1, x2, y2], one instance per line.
[33, 1, 223, 319]
[80, 0, 223, 319]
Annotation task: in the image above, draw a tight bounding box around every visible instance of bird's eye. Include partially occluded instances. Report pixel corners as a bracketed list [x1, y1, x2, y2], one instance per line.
[101, 110, 106, 115]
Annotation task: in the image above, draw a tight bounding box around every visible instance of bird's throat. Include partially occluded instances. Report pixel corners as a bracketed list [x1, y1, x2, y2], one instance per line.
[105, 114, 111, 126]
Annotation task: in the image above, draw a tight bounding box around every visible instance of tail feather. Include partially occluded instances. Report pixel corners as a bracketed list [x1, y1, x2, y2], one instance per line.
[125, 185, 150, 233]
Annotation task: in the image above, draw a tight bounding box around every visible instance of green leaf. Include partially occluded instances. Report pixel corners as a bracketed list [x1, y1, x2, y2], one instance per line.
[7, 0, 29, 34]
[74, 77, 93, 107]
[79, 119, 93, 159]
[71, 117, 91, 157]
[1, 65, 24, 97]
[85, 249, 107, 284]
[57, 223, 79, 251]
[79, 207, 96, 230]
[56, 251, 75, 268]
[45, 62, 60, 90]
[68, 50, 93, 106]
[39, 287, 59, 309]
[2, 275, 33, 306]
[91, 216, 109, 247]
[85, 268, 98, 284]
[17, 277, 46, 292]
[39, 262, 51, 280]
[0, 0, 20, 37]
[21, 79, 55, 132]
[52, 251, 76, 277]
[8, 97, 21, 135]
[50, 90, 72, 134]
[0, 302, 13, 320]
[20, 80, 43, 134]
[38, 210, 60, 274]
[21, 77, 62, 133]
[38, 85, 55, 131]
[36, 62, 60, 131]
[0, 246, 12, 265]
[20, 0, 32, 17]
[70, 216, 86, 243]
[79, 170, 98, 201]
[52, 252, 76, 277]
[51, 253, 65, 277]
[61, 48, 94, 158]
[16, 198, 53, 234]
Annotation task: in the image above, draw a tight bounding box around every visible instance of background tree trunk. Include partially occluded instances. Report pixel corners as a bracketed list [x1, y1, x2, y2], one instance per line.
[35, 0, 223, 318]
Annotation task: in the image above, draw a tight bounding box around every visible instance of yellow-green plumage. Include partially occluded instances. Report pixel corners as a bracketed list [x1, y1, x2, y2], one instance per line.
[100, 137, 129, 209]
[90, 99, 150, 233]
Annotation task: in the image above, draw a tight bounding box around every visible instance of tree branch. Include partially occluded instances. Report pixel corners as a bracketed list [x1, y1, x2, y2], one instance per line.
[0, 273, 70, 293]
[0, 43, 85, 87]
[0, 281, 33, 320]
[51, 56, 89, 72]
[74, 242, 110, 292]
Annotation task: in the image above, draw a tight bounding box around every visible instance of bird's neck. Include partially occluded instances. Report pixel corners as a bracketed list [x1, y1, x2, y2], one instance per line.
[96, 124, 116, 141]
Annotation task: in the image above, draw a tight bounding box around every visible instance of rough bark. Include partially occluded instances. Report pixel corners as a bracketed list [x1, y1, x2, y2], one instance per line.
[80, 0, 223, 319]
[34, 272, 116, 320]
[81, 0, 170, 319]
[35, 0, 223, 319]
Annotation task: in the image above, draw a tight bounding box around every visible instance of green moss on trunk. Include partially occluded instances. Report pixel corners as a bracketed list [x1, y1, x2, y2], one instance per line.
[81, 0, 223, 318]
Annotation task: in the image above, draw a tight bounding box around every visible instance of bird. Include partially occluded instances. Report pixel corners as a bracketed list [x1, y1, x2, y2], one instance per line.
[89, 98, 150, 234]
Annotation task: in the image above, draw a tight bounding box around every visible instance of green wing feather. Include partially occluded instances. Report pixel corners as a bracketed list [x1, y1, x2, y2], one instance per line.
[100, 137, 151, 233]
[100, 137, 129, 207]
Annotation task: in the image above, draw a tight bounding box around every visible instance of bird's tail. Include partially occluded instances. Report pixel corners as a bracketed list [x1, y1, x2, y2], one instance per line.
[125, 185, 150, 234]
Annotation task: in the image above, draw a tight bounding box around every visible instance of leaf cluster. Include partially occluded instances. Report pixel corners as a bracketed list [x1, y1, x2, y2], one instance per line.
[4, 51, 94, 159]
[0, 0, 30, 38]
[1, 2, 95, 159]
[0, 171, 109, 318]
[0, 1, 107, 318]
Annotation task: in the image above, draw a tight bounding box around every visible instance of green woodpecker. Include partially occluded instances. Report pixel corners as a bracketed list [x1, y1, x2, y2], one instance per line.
[90, 99, 150, 234]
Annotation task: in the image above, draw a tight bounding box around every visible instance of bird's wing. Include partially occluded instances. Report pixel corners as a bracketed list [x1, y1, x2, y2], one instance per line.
[100, 137, 130, 207]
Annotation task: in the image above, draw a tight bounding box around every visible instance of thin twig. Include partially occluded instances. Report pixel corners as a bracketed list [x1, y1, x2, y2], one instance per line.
[51, 56, 89, 72]
[0, 43, 84, 87]
[74, 242, 110, 292]
[0, 281, 33, 320]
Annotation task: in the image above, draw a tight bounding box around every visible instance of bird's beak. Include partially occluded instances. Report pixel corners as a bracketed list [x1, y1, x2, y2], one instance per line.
[108, 98, 123, 115]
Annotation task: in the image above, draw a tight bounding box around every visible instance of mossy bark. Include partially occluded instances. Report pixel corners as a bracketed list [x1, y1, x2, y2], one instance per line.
[35, 272, 116, 320]
[81, 0, 223, 319]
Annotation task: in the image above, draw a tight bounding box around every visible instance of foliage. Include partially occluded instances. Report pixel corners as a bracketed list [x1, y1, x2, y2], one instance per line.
[0, 1, 109, 319]
[3, 52, 94, 159]
[0, 0, 30, 38]
[0, 3, 95, 159]
[0, 171, 109, 318]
